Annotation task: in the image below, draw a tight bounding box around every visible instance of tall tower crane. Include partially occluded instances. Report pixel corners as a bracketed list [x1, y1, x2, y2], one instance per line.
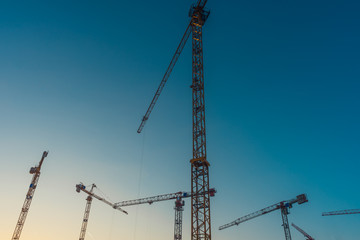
[291, 223, 314, 240]
[115, 188, 216, 240]
[219, 194, 308, 240]
[76, 183, 128, 240]
[11, 151, 48, 240]
[137, 1, 211, 240]
[322, 209, 360, 216]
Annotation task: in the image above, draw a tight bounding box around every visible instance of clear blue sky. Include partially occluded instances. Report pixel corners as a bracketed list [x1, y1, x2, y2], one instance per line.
[1, 0, 359, 240]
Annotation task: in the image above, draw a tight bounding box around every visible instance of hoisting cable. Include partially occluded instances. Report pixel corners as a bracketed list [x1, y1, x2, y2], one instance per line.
[133, 128, 147, 240]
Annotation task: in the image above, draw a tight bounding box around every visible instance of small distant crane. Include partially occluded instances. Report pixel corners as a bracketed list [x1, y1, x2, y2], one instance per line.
[219, 194, 308, 240]
[115, 188, 216, 240]
[291, 223, 314, 240]
[11, 151, 48, 240]
[76, 183, 128, 240]
[322, 209, 360, 216]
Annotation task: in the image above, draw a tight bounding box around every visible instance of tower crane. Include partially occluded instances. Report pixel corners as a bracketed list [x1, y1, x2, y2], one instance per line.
[76, 183, 128, 240]
[115, 188, 216, 240]
[219, 194, 308, 240]
[322, 209, 360, 216]
[11, 151, 48, 240]
[291, 223, 314, 240]
[137, 1, 212, 240]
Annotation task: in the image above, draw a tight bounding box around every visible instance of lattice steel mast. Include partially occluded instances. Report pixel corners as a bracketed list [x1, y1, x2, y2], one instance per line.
[11, 151, 48, 240]
[137, 1, 211, 240]
[78, 184, 96, 240]
[281, 206, 292, 240]
[174, 198, 185, 240]
[189, 4, 210, 240]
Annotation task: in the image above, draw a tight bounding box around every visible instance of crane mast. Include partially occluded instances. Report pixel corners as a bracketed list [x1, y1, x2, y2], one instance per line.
[322, 209, 360, 216]
[174, 198, 185, 240]
[291, 223, 314, 240]
[11, 151, 48, 240]
[76, 183, 128, 240]
[281, 206, 291, 240]
[189, 5, 210, 240]
[219, 194, 308, 240]
[78, 184, 96, 240]
[115, 188, 215, 240]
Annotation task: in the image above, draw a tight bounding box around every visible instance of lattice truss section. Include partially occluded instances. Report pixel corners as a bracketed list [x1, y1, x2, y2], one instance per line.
[190, 6, 211, 240]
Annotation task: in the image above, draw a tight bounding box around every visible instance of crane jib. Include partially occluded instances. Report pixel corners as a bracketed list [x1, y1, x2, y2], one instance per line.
[218, 194, 308, 231]
[137, 24, 192, 133]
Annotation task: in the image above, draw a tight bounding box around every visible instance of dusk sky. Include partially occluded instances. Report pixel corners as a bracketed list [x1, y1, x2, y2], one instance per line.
[1, 0, 359, 240]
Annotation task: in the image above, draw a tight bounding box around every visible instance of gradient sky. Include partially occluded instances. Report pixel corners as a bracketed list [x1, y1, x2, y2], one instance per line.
[1, 0, 360, 240]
